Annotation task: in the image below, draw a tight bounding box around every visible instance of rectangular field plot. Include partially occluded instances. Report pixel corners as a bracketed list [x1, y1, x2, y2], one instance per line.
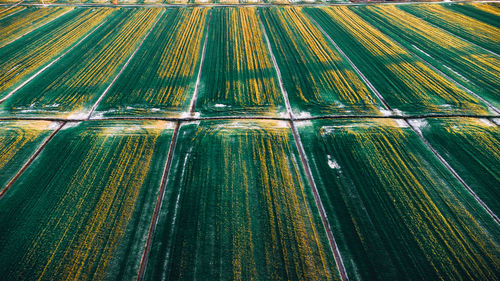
[0, 120, 174, 281]
[415, 118, 500, 215]
[93, 8, 209, 118]
[195, 8, 286, 117]
[144, 120, 340, 281]
[305, 7, 491, 116]
[443, 3, 500, 29]
[0, 7, 113, 97]
[399, 4, 500, 54]
[0, 8, 163, 119]
[297, 118, 500, 281]
[259, 7, 382, 117]
[0, 121, 59, 189]
[0, 7, 73, 47]
[354, 5, 500, 110]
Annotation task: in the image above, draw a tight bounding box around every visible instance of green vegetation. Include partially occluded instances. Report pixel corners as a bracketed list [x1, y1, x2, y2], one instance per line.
[353, 5, 500, 110]
[399, 4, 500, 54]
[0, 120, 174, 281]
[0, 7, 113, 96]
[298, 118, 500, 281]
[443, 3, 500, 29]
[417, 118, 500, 215]
[94, 8, 209, 118]
[196, 8, 285, 117]
[305, 7, 489, 116]
[0, 121, 57, 189]
[144, 120, 339, 280]
[0, 8, 162, 119]
[259, 7, 382, 116]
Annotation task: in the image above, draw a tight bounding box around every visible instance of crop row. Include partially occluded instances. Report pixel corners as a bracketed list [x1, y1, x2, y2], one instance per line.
[0, 7, 73, 47]
[93, 8, 209, 117]
[297, 118, 500, 280]
[1, 118, 499, 280]
[0, 120, 175, 281]
[0, 8, 113, 95]
[0, 4, 499, 118]
[0, 8, 162, 119]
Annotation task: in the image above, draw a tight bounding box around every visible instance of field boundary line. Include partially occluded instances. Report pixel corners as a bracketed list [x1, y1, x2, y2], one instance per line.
[189, 9, 212, 115]
[2, 113, 500, 123]
[2, 1, 500, 8]
[407, 12, 500, 59]
[0, 19, 108, 105]
[136, 121, 180, 281]
[0, 121, 65, 199]
[378, 27, 500, 115]
[87, 9, 166, 120]
[305, 11, 393, 113]
[258, 10, 349, 281]
[0, 6, 26, 21]
[406, 119, 500, 224]
[0, 8, 74, 49]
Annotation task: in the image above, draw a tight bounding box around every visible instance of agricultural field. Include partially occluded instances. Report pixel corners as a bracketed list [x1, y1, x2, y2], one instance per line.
[0, 120, 59, 190]
[144, 120, 339, 280]
[416, 118, 500, 215]
[0, 7, 73, 47]
[399, 4, 500, 54]
[305, 6, 492, 116]
[297, 118, 500, 280]
[259, 7, 383, 117]
[0, 7, 113, 97]
[92, 8, 208, 118]
[0, 8, 162, 119]
[0, 2, 499, 281]
[353, 4, 500, 109]
[0, 120, 174, 281]
[195, 8, 286, 117]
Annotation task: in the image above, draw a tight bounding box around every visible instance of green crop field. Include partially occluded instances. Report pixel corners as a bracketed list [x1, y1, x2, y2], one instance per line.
[144, 120, 339, 280]
[297, 118, 500, 280]
[0, 120, 174, 280]
[0, 2, 499, 281]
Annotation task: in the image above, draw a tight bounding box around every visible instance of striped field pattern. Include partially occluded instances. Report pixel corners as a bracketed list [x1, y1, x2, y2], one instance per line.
[0, 3, 499, 281]
[0, 121, 174, 281]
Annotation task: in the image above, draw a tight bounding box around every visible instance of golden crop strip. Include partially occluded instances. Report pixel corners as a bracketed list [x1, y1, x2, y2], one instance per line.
[0, 6, 25, 19]
[226, 8, 281, 107]
[322, 119, 500, 280]
[153, 8, 207, 104]
[367, 6, 500, 86]
[407, 4, 500, 47]
[0, 9, 113, 94]
[39, 8, 161, 117]
[469, 3, 500, 17]
[0, 121, 54, 173]
[263, 7, 378, 111]
[18, 121, 172, 281]
[322, 7, 485, 112]
[0, 7, 73, 47]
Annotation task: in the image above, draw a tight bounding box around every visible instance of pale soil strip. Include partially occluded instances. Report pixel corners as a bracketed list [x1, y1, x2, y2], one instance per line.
[136, 121, 180, 281]
[378, 27, 500, 115]
[1, 113, 499, 123]
[0, 121, 65, 198]
[258, 10, 349, 281]
[0, 20, 107, 104]
[189, 9, 212, 114]
[1, 1, 500, 8]
[87, 9, 166, 120]
[0, 8, 74, 49]
[408, 12, 500, 59]
[406, 119, 500, 224]
[305, 12, 394, 113]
